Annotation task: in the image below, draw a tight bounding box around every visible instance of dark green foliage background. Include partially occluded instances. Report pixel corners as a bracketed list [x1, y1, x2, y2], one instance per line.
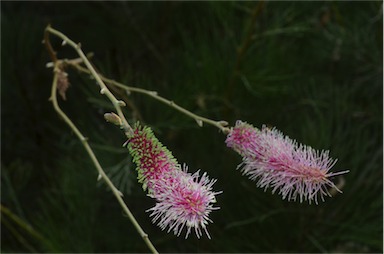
[1, 1, 382, 253]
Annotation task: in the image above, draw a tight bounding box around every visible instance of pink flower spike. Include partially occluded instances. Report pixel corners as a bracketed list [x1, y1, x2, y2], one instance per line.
[127, 123, 221, 238]
[147, 166, 221, 239]
[226, 120, 349, 204]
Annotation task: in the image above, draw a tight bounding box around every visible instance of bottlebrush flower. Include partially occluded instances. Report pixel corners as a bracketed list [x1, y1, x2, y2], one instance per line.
[147, 167, 219, 239]
[127, 124, 220, 238]
[226, 120, 349, 204]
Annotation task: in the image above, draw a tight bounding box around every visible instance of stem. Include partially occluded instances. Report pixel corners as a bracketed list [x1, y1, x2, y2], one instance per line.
[48, 62, 158, 254]
[43, 24, 58, 63]
[223, 1, 265, 116]
[110, 82, 231, 133]
[58, 60, 230, 134]
[1, 216, 37, 252]
[1, 204, 46, 243]
[45, 25, 134, 138]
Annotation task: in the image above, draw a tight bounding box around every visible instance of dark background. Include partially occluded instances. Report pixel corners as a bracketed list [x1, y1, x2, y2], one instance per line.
[1, 1, 383, 253]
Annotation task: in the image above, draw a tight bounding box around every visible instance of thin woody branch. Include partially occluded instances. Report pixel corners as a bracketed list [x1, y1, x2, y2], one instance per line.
[47, 58, 230, 134]
[44, 26, 158, 254]
[45, 26, 134, 138]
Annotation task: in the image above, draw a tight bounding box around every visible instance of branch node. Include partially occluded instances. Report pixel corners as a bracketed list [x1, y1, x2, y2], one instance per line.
[46, 62, 54, 68]
[97, 174, 102, 181]
[61, 40, 67, 46]
[196, 119, 203, 127]
[218, 120, 229, 126]
[117, 190, 124, 197]
[117, 100, 126, 107]
[222, 127, 231, 134]
[104, 112, 122, 126]
[122, 140, 129, 147]
[86, 52, 94, 59]
[100, 88, 106, 94]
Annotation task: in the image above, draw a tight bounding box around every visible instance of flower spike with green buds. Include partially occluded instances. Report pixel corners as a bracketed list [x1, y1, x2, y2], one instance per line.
[127, 124, 178, 192]
[127, 123, 221, 238]
[226, 121, 349, 204]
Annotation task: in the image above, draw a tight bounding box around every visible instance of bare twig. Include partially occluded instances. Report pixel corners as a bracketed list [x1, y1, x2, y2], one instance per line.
[45, 25, 134, 138]
[48, 59, 231, 134]
[44, 26, 158, 254]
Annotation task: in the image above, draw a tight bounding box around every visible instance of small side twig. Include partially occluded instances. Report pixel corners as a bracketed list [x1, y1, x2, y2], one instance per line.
[50, 59, 231, 134]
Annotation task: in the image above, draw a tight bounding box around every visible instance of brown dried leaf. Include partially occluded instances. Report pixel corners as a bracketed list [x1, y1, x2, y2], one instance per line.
[57, 70, 70, 100]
